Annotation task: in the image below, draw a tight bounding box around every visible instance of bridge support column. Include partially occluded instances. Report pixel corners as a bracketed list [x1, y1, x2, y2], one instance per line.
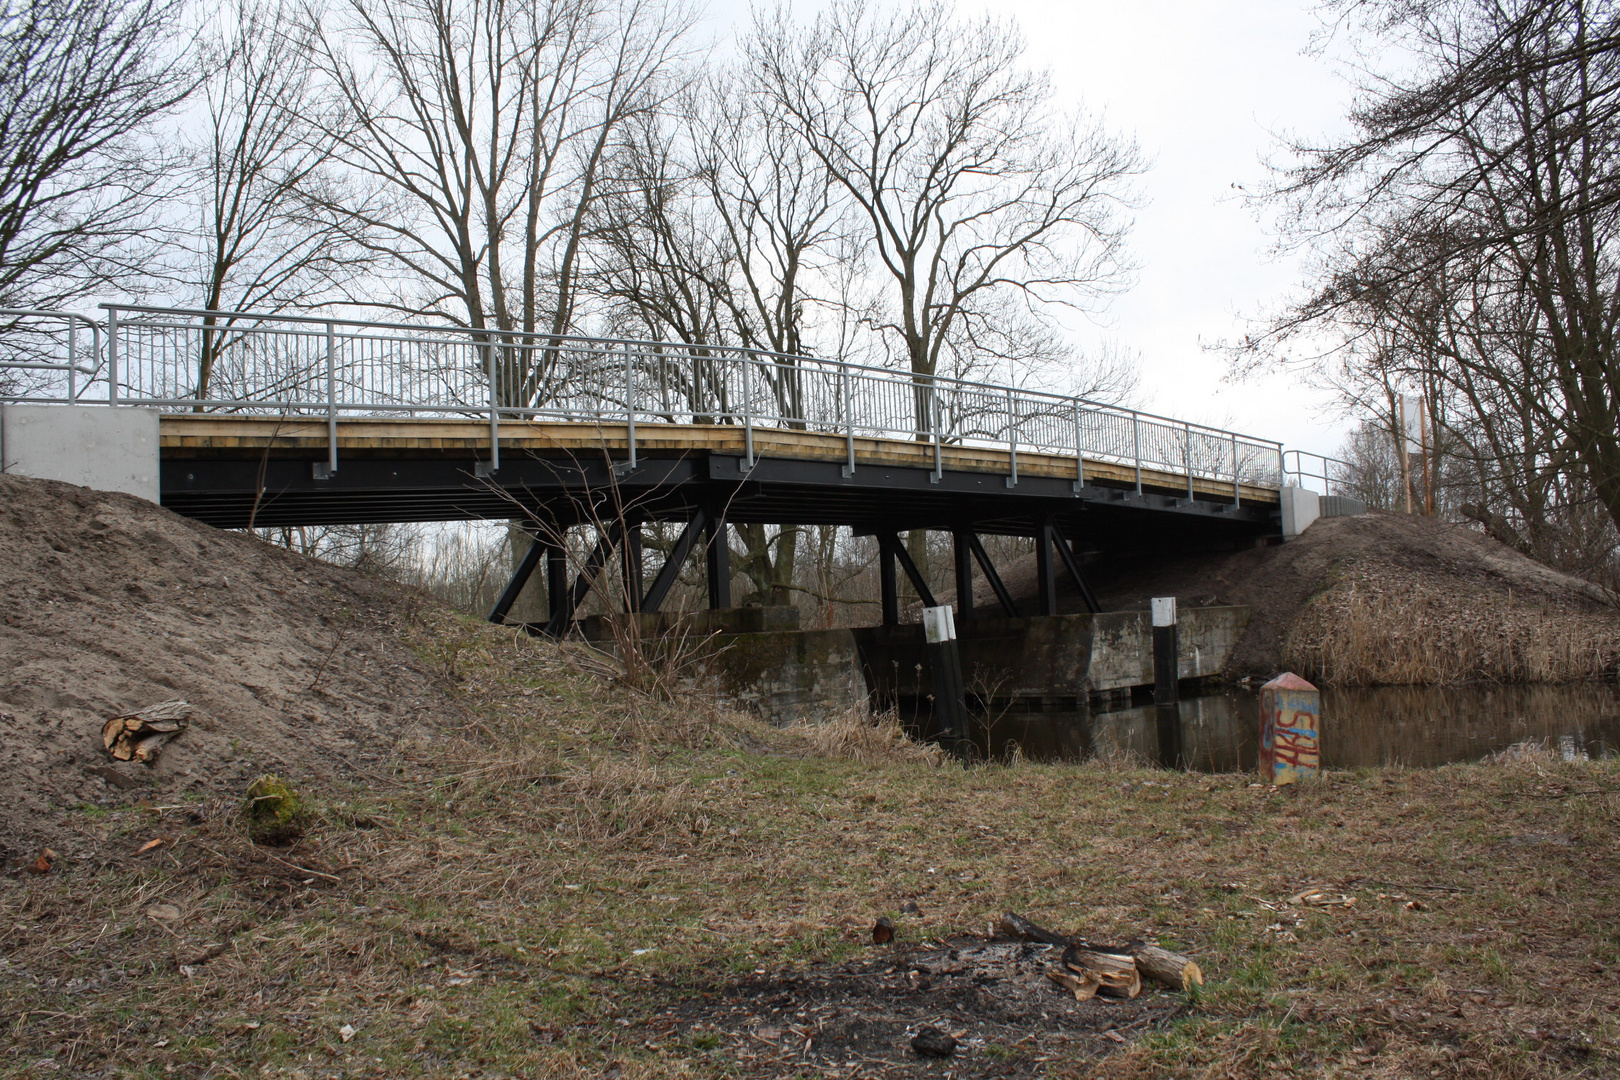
[620, 519, 644, 613]
[704, 511, 731, 610]
[546, 541, 568, 623]
[953, 530, 974, 621]
[878, 537, 898, 627]
[1035, 522, 1058, 616]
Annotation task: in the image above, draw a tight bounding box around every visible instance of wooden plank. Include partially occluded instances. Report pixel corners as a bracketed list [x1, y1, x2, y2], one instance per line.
[157, 415, 1279, 502]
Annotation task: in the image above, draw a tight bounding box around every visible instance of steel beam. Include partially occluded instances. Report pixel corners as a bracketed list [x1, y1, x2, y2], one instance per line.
[880, 532, 937, 608]
[965, 532, 1019, 617]
[1035, 522, 1058, 616]
[704, 510, 731, 609]
[953, 529, 975, 620]
[488, 525, 546, 625]
[1052, 529, 1102, 614]
[620, 519, 644, 613]
[878, 537, 899, 627]
[641, 508, 708, 614]
[543, 522, 621, 637]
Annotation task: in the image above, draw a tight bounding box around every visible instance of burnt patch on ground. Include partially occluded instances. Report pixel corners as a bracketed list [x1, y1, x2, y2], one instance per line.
[641, 938, 1186, 1078]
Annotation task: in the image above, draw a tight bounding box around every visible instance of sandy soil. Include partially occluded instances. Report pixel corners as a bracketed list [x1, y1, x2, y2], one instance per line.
[953, 511, 1620, 680]
[0, 474, 460, 853]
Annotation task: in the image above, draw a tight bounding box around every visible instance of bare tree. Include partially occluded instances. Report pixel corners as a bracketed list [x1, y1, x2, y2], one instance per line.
[0, 0, 195, 307]
[302, 0, 696, 362]
[187, 0, 372, 401]
[749, 0, 1142, 402]
[1255, 0, 1620, 548]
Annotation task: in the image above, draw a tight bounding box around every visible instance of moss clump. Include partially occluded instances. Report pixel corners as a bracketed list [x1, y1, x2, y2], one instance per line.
[241, 774, 305, 845]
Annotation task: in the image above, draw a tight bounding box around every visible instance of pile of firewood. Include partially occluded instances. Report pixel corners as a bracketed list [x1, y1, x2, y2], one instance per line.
[101, 700, 193, 764]
[1000, 913, 1203, 1002]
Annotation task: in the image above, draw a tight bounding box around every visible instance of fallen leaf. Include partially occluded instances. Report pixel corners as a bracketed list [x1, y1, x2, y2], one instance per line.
[27, 849, 55, 875]
[137, 838, 167, 854]
[339, 1024, 356, 1043]
[1104, 1030, 1127, 1044]
[145, 903, 182, 922]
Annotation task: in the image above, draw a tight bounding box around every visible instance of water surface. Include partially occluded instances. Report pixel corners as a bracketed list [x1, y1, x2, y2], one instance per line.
[957, 683, 1620, 770]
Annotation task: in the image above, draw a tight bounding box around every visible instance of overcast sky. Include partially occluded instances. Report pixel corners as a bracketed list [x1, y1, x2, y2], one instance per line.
[706, 0, 1359, 457]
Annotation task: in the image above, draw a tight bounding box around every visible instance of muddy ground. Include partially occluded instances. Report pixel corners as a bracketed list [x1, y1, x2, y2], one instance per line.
[0, 474, 460, 849]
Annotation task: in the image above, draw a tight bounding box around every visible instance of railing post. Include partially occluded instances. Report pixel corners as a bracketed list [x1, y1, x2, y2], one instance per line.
[67, 319, 76, 402]
[106, 307, 118, 405]
[325, 322, 338, 477]
[1004, 385, 1018, 488]
[930, 382, 942, 484]
[741, 353, 754, 469]
[1231, 432, 1240, 507]
[841, 362, 855, 478]
[1073, 399, 1084, 491]
[1184, 421, 1194, 500]
[1132, 412, 1142, 494]
[1278, 447, 1288, 488]
[484, 337, 500, 473]
[624, 342, 636, 471]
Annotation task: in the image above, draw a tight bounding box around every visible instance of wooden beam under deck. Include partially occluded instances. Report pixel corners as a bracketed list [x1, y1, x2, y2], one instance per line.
[158, 415, 1281, 506]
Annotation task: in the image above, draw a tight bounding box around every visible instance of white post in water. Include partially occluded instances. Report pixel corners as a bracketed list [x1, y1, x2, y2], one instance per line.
[922, 605, 968, 741]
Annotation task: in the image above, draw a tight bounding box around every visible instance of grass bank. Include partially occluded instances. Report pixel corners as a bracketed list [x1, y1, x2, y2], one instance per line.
[4, 611, 1619, 1079]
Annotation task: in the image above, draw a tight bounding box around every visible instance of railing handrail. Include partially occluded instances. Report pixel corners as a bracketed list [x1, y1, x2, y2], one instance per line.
[4, 305, 1287, 493]
[90, 303, 1282, 448]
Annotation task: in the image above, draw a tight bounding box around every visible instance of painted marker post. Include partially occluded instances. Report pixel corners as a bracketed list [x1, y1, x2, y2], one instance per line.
[922, 605, 969, 741]
[1258, 673, 1321, 784]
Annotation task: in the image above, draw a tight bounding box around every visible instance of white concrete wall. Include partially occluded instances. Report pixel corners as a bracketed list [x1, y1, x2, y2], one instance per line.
[1280, 484, 1320, 540]
[0, 404, 160, 502]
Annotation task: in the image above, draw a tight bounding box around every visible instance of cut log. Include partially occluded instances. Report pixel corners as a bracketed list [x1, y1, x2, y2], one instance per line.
[1062, 944, 1141, 999]
[1046, 966, 1102, 1002]
[101, 701, 193, 764]
[1127, 944, 1203, 992]
[998, 912, 1069, 947]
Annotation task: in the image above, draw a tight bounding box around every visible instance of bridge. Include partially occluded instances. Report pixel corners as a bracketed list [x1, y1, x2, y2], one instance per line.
[2, 305, 1297, 634]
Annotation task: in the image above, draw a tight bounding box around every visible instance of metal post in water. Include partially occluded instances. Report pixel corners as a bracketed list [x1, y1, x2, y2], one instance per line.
[922, 605, 968, 741]
[1151, 596, 1179, 705]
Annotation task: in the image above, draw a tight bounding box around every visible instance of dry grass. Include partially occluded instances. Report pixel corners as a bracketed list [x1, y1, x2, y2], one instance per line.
[4, 610, 1620, 1079]
[1284, 565, 1620, 685]
[785, 705, 948, 765]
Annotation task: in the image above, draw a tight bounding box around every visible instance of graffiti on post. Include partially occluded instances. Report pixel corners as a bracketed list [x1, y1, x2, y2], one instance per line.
[1259, 672, 1320, 784]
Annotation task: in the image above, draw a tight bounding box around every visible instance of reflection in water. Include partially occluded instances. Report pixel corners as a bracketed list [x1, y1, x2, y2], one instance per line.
[961, 683, 1620, 771]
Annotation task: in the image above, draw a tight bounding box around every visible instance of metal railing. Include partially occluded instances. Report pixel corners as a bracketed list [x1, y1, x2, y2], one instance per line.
[1283, 449, 1353, 496]
[2, 304, 1286, 495]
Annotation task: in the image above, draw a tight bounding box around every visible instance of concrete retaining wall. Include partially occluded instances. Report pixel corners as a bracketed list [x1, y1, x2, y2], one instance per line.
[694, 605, 1251, 724]
[0, 404, 160, 502]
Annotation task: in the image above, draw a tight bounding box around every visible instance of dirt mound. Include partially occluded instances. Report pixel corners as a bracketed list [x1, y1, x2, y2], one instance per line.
[0, 474, 459, 852]
[958, 511, 1620, 684]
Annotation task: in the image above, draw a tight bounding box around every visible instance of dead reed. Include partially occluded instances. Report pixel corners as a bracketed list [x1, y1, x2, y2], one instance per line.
[1283, 565, 1620, 685]
[786, 704, 947, 765]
